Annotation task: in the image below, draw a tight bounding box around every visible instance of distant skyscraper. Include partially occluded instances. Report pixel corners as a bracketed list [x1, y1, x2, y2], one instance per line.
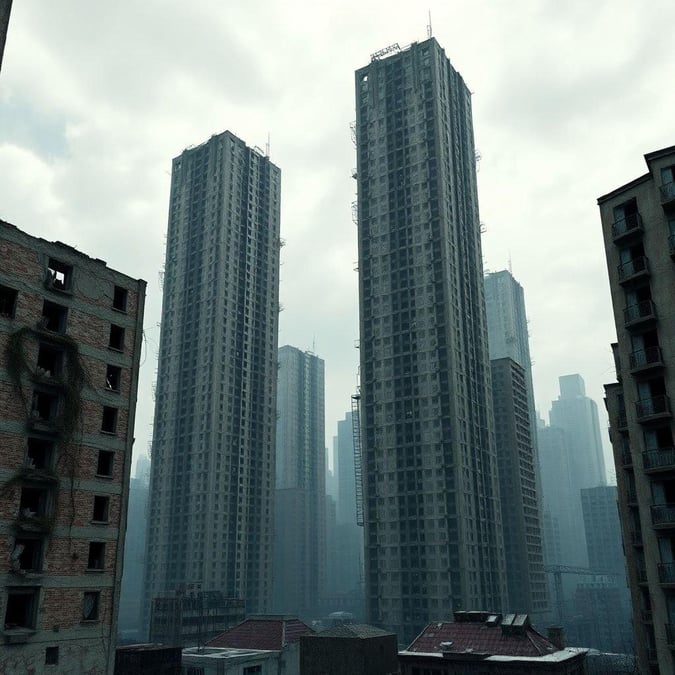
[550, 374, 606, 489]
[600, 145, 675, 673]
[273, 345, 325, 617]
[490, 358, 547, 615]
[144, 131, 281, 628]
[0, 0, 12, 72]
[355, 38, 506, 640]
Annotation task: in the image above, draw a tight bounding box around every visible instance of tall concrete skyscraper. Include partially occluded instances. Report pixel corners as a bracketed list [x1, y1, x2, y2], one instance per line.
[273, 345, 325, 617]
[550, 374, 607, 489]
[355, 38, 506, 640]
[144, 131, 281, 628]
[600, 145, 675, 673]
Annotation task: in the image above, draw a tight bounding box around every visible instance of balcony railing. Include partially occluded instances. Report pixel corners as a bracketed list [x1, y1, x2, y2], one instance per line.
[637, 566, 648, 583]
[624, 300, 657, 328]
[617, 255, 649, 284]
[666, 622, 675, 646]
[621, 445, 633, 466]
[661, 180, 675, 205]
[630, 346, 664, 373]
[658, 562, 675, 583]
[643, 447, 675, 472]
[616, 411, 628, 430]
[651, 503, 675, 528]
[636, 395, 672, 422]
[612, 212, 644, 241]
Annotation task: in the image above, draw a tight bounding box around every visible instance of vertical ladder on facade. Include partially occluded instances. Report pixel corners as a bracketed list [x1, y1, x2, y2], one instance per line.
[351, 392, 364, 526]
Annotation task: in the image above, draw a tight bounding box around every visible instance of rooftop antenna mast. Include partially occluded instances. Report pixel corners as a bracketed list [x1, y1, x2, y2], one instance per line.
[427, 10, 433, 38]
[265, 133, 270, 158]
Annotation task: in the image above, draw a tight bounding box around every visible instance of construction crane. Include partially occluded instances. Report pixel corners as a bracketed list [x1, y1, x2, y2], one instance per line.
[545, 564, 623, 625]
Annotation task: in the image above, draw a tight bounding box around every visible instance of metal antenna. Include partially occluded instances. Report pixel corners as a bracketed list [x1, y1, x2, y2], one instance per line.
[266, 133, 270, 157]
[427, 10, 433, 38]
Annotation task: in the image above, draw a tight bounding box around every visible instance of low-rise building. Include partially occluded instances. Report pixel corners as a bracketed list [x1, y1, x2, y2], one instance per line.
[399, 611, 587, 674]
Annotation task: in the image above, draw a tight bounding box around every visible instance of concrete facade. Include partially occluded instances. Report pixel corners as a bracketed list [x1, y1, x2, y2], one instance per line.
[355, 37, 506, 643]
[0, 219, 146, 674]
[143, 131, 281, 629]
[490, 358, 547, 615]
[599, 145, 675, 674]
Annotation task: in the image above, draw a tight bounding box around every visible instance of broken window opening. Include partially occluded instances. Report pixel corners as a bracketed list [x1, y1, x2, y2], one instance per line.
[46, 258, 72, 292]
[10, 537, 44, 573]
[113, 286, 128, 312]
[92, 496, 110, 522]
[109, 324, 125, 351]
[105, 365, 121, 392]
[101, 407, 118, 434]
[96, 450, 114, 477]
[19, 486, 51, 518]
[26, 438, 55, 470]
[36, 343, 63, 379]
[41, 301, 68, 333]
[4, 588, 39, 630]
[82, 591, 100, 621]
[87, 542, 105, 571]
[0, 284, 18, 318]
[30, 390, 59, 423]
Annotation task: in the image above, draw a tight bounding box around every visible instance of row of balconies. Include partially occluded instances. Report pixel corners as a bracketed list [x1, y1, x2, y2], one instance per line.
[611, 181, 675, 244]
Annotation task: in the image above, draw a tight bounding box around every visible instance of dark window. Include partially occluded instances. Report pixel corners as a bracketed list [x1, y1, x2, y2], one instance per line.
[19, 486, 50, 517]
[10, 537, 43, 573]
[101, 407, 118, 434]
[31, 390, 59, 422]
[92, 496, 110, 522]
[0, 284, 18, 318]
[113, 286, 128, 312]
[109, 324, 125, 351]
[47, 258, 72, 291]
[96, 450, 114, 477]
[26, 438, 55, 470]
[243, 667, 262, 675]
[105, 365, 121, 392]
[37, 344, 63, 378]
[41, 301, 68, 333]
[87, 542, 105, 570]
[45, 646, 59, 665]
[4, 588, 38, 630]
[82, 591, 100, 621]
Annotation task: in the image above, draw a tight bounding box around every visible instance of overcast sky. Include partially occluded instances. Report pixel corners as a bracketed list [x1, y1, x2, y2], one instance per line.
[2, 1, 674, 481]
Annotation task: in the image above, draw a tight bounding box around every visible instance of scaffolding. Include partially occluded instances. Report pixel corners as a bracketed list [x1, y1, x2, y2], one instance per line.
[351, 392, 364, 527]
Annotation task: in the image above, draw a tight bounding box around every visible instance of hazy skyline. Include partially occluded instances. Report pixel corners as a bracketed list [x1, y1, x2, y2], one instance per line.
[1, 1, 674, 479]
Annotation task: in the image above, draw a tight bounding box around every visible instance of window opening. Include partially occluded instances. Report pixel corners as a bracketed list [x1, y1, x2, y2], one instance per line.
[109, 324, 125, 351]
[105, 365, 121, 392]
[31, 390, 59, 422]
[4, 588, 38, 630]
[101, 407, 118, 434]
[92, 496, 110, 522]
[41, 301, 68, 333]
[87, 542, 105, 570]
[19, 486, 50, 517]
[26, 438, 55, 470]
[97, 450, 114, 477]
[10, 537, 43, 573]
[45, 646, 59, 665]
[37, 344, 63, 378]
[0, 284, 18, 318]
[46, 258, 72, 291]
[113, 286, 128, 312]
[82, 591, 100, 621]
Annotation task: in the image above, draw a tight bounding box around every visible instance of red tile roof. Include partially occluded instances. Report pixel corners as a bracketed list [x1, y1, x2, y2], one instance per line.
[407, 621, 559, 658]
[206, 616, 313, 651]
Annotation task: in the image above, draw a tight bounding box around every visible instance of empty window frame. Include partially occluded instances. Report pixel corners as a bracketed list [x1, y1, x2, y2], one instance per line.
[0, 284, 18, 318]
[101, 407, 118, 434]
[26, 438, 55, 470]
[10, 537, 44, 573]
[105, 365, 121, 392]
[82, 591, 100, 621]
[87, 542, 105, 570]
[19, 486, 51, 517]
[46, 258, 73, 292]
[45, 646, 59, 665]
[92, 496, 110, 522]
[96, 450, 114, 477]
[41, 301, 68, 333]
[31, 390, 59, 422]
[113, 286, 128, 312]
[109, 324, 125, 351]
[4, 587, 39, 630]
[36, 343, 63, 378]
